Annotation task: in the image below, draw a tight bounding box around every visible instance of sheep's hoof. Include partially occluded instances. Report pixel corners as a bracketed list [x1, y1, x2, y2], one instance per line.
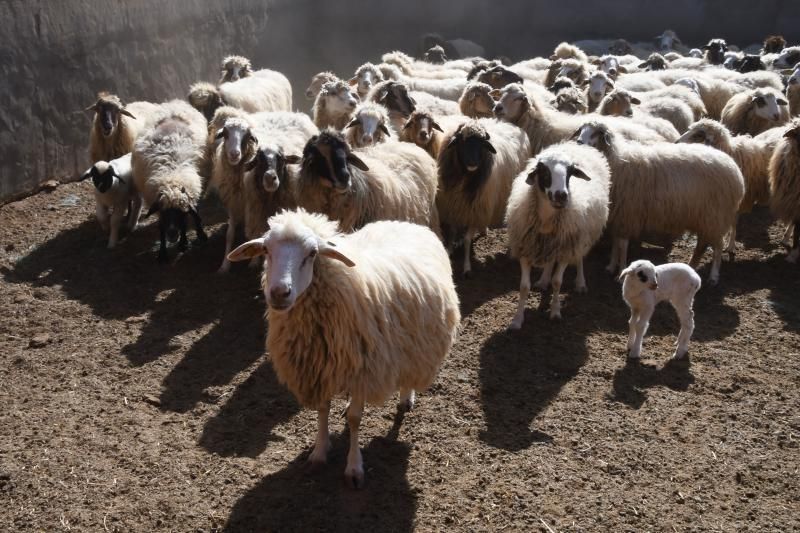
[707, 276, 719, 287]
[627, 351, 641, 360]
[508, 319, 523, 331]
[463, 270, 473, 280]
[107, 242, 117, 250]
[344, 467, 365, 490]
[398, 398, 414, 413]
[574, 285, 588, 294]
[672, 349, 688, 360]
[549, 311, 562, 321]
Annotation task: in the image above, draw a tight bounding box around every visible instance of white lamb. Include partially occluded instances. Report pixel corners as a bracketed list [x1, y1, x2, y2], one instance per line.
[80, 153, 142, 249]
[620, 260, 701, 360]
[226, 209, 460, 488]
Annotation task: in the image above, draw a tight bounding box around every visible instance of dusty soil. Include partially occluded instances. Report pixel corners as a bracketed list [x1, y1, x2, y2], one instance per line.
[1, 182, 798, 532]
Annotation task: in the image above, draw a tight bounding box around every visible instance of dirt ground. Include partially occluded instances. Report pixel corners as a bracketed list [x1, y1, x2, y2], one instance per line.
[1, 182, 798, 532]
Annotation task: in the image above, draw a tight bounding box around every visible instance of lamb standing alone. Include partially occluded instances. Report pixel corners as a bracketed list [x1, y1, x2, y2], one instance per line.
[506, 142, 610, 326]
[620, 260, 701, 360]
[226, 209, 460, 488]
[80, 153, 142, 249]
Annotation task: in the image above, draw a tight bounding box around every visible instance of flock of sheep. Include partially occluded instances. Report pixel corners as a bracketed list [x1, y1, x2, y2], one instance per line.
[79, 32, 800, 488]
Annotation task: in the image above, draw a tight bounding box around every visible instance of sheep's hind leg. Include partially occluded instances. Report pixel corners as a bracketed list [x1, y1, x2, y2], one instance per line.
[724, 216, 738, 258]
[689, 239, 708, 269]
[574, 258, 588, 293]
[510, 258, 532, 330]
[344, 398, 365, 489]
[398, 389, 415, 412]
[672, 304, 695, 359]
[533, 260, 553, 290]
[189, 208, 208, 243]
[462, 227, 475, 277]
[548, 262, 568, 320]
[629, 306, 652, 359]
[108, 208, 125, 249]
[708, 238, 723, 285]
[307, 401, 331, 468]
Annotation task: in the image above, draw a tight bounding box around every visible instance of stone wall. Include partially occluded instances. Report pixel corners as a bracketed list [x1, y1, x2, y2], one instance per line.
[1, 0, 797, 202]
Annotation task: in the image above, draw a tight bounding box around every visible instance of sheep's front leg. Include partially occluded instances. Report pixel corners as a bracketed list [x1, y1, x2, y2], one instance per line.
[606, 238, 620, 274]
[724, 216, 738, 257]
[509, 258, 532, 330]
[574, 258, 587, 293]
[107, 207, 125, 249]
[548, 261, 568, 320]
[189, 208, 208, 243]
[178, 213, 189, 253]
[344, 398, 365, 489]
[218, 215, 236, 273]
[708, 237, 723, 285]
[629, 305, 653, 359]
[96, 203, 110, 232]
[672, 303, 695, 359]
[626, 308, 639, 354]
[462, 227, 475, 277]
[534, 260, 554, 290]
[307, 401, 331, 467]
[617, 239, 629, 277]
[689, 239, 708, 269]
[398, 388, 415, 412]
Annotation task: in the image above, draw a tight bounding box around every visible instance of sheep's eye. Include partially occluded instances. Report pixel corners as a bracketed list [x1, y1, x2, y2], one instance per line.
[637, 271, 648, 283]
[755, 97, 766, 107]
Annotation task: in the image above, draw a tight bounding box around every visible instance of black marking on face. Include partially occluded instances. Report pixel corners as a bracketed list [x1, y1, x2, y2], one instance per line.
[637, 271, 648, 283]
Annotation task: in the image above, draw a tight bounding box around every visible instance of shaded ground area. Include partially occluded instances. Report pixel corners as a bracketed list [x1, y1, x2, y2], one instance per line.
[0, 182, 798, 531]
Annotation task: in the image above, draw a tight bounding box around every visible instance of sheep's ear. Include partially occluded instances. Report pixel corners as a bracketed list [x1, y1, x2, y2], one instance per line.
[630, 96, 641, 105]
[617, 65, 628, 74]
[80, 169, 93, 181]
[346, 153, 369, 171]
[432, 120, 443, 132]
[284, 154, 302, 164]
[482, 138, 496, 154]
[618, 266, 634, 282]
[348, 77, 358, 86]
[549, 54, 558, 60]
[228, 238, 266, 262]
[319, 240, 355, 267]
[376, 89, 388, 102]
[638, 61, 648, 68]
[570, 165, 591, 180]
[84, 101, 99, 113]
[145, 202, 160, 218]
[777, 98, 788, 106]
[378, 123, 390, 136]
[408, 96, 417, 106]
[569, 127, 582, 140]
[215, 128, 225, 140]
[402, 118, 414, 130]
[784, 126, 800, 138]
[120, 108, 137, 119]
[525, 161, 540, 185]
[606, 81, 615, 90]
[345, 118, 359, 129]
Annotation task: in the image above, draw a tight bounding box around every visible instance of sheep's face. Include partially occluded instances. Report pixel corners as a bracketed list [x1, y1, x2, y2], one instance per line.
[81, 161, 117, 193]
[601, 91, 639, 117]
[492, 85, 529, 123]
[639, 54, 668, 71]
[554, 92, 587, 115]
[573, 123, 612, 152]
[306, 72, 338, 99]
[587, 73, 614, 104]
[461, 85, 495, 117]
[346, 111, 391, 148]
[87, 98, 135, 137]
[220, 57, 252, 83]
[373, 83, 416, 117]
[216, 119, 257, 166]
[446, 125, 495, 173]
[246, 147, 301, 194]
[477, 66, 524, 89]
[302, 133, 369, 190]
[703, 39, 728, 65]
[402, 112, 442, 147]
[526, 159, 590, 209]
[737, 55, 765, 73]
[320, 82, 359, 116]
[424, 46, 447, 64]
[773, 47, 800, 69]
[751, 92, 788, 122]
[655, 30, 680, 52]
[350, 65, 383, 99]
[596, 56, 623, 79]
[620, 260, 658, 290]
[784, 124, 800, 147]
[674, 78, 701, 95]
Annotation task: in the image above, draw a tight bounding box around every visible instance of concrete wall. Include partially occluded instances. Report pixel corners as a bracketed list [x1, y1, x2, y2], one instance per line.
[1, 0, 798, 203]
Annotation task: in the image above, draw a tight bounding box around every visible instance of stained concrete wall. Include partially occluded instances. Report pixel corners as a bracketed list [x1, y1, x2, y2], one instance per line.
[1, 0, 798, 203]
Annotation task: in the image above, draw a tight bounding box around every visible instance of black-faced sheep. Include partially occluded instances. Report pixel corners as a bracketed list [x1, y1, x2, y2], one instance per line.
[437, 119, 530, 275]
[227, 208, 460, 488]
[86, 92, 160, 163]
[703, 39, 729, 65]
[573, 121, 744, 284]
[219, 55, 252, 83]
[506, 142, 610, 326]
[132, 101, 209, 263]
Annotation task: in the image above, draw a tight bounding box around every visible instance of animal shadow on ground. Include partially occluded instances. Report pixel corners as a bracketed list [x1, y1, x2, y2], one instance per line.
[610, 357, 695, 409]
[223, 416, 416, 532]
[198, 358, 301, 457]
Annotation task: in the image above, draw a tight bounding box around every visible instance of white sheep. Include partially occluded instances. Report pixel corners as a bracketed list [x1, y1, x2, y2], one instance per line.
[187, 68, 292, 121]
[437, 119, 531, 276]
[721, 87, 790, 136]
[597, 89, 680, 140]
[349, 63, 384, 99]
[620, 260, 701, 360]
[80, 153, 142, 249]
[491, 83, 667, 156]
[295, 130, 440, 234]
[86, 92, 160, 163]
[585, 70, 615, 111]
[132, 100, 209, 263]
[343, 102, 395, 148]
[226, 209, 460, 488]
[506, 142, 610, 326]
[772, 46, 800, 69]
[366, 80, 458, 132]
[768, 121, 800, 262]
[313, 80, 360, 130]
[305, 71, 340, 100]
[573, 121, 744, 285]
